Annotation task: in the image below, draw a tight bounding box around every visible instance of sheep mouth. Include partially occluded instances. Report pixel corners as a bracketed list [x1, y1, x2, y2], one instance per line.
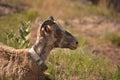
[69, 46, 77, 50]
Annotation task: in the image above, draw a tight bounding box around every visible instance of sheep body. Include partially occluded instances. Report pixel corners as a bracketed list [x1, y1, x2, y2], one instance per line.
[0, 16, 78, 80]
[0, 44, 45, 80]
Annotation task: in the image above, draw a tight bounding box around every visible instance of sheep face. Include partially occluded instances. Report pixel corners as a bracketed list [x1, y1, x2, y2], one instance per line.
[54, 30, 78, 50]
[40, 16, 78, 50]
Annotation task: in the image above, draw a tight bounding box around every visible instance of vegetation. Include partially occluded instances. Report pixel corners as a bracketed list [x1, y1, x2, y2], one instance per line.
[2, 25, 120, 79]
[105, 32, 120, 46]
[90, 0, 120, 11]
[4, 21, 32, 48]
[47, 48, 114, 80]
[0, 0, 120, 80]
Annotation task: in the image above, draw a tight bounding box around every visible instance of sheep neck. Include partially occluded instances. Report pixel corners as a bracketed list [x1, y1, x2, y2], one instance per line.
[33, 37, 54, 62]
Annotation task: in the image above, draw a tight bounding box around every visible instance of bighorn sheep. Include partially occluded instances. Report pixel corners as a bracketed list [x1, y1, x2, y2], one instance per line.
[0, 16, 78, 80]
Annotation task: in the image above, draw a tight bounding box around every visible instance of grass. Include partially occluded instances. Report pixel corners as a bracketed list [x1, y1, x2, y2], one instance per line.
[46, 47, 117, 80]
[105, 32, 120, 46]
[0, 0, 120, 80]
[0, 11, 38, 28]
[0, 11, 38, 45]
[0, 20, 119, 79]
[114, 66, 120, 80]
[4, 21, 32, 48]
[3, 0, 119, 19]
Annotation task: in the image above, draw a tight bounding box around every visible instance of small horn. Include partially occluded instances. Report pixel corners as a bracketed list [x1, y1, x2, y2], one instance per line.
[49, 16, 54, 21]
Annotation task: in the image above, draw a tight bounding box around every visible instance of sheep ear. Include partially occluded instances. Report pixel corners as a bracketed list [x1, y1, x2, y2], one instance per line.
[40, 20, 55, 37]
[41, 25, 52, 36]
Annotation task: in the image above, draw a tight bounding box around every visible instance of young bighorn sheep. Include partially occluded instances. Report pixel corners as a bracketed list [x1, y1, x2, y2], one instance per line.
[0, 16, 78, 80]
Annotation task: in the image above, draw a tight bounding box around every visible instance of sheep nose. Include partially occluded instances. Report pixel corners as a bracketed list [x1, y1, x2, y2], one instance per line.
[76, 41, 78, 45]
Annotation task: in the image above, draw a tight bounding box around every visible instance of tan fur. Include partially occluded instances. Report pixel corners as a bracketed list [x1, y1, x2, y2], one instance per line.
[0, 16, 78, 80]
[0, 45, 46, 80]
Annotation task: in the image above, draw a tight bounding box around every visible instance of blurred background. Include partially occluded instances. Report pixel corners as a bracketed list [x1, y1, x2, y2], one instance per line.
[0, 0, 120, 80]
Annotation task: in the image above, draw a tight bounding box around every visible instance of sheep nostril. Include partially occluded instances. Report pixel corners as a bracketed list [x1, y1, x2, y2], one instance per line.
[76, 41, 78, 45]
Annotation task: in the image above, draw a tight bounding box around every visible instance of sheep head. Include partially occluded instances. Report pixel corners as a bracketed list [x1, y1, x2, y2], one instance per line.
[40, 16, 78, 50]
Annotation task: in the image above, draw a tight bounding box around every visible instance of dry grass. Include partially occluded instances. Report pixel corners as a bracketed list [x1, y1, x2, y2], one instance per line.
[0, 0, 120, 80]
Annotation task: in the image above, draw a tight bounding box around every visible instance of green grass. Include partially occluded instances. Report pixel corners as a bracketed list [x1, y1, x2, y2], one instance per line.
[0, 11, 38, 28]
[105, 32, 120, 46]
[47, 47, 116, 80]
[0, 0, 120, 80]
[114, 66, 120, 80]
[0, 20, 119, 79]
[0, 11, 38, 45]
[4, 21, 32, 48]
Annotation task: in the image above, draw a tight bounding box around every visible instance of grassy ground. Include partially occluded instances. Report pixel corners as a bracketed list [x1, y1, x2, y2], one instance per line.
[47, 48, 115, 80]
[0, 0, 120, 80]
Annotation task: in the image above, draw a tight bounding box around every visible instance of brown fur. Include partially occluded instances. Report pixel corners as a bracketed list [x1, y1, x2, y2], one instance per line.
[0, 45, 46, 80]
[0, 16, 78, 80]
